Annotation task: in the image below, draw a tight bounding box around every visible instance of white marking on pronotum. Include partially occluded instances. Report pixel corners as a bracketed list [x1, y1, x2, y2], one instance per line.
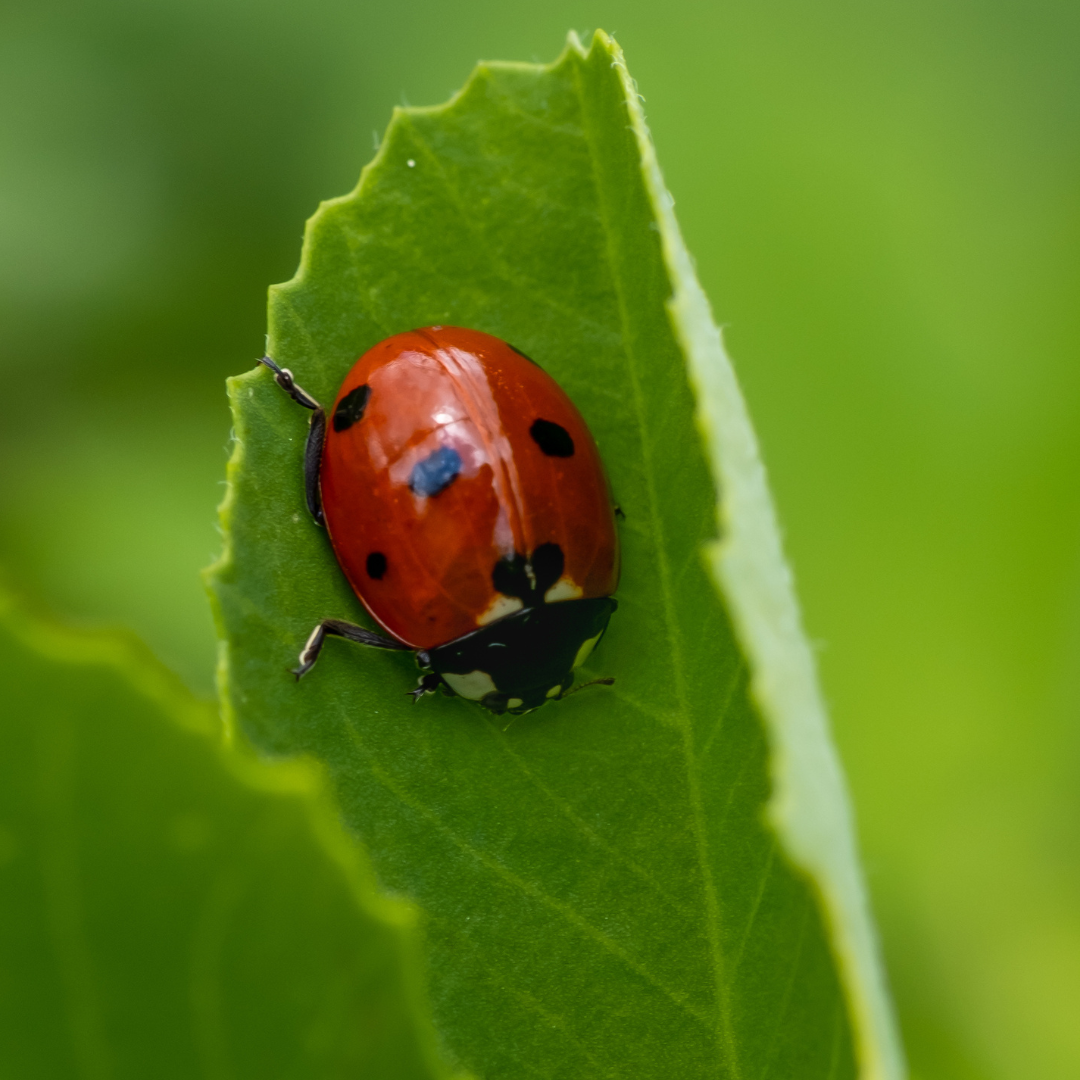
[544, 577, 583, 603]
[573, 631, 603, 671]
[442, 670, 497, 701]
[507, 698, 523, 709]
[546, 685, 562, 699]
[477, 595, 524, 626]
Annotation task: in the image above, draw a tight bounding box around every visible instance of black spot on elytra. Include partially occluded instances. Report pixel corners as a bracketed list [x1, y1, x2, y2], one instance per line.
[531, 542, 565, 593]
[492, 542, 564, 604]
[530, 418, 574, 458]
[492, 553, 529, 601]
[366, 552, 387, 579]
[333, 384, 371, 432]
[508, 343, 542, 367]
[409, 446, 462, 497]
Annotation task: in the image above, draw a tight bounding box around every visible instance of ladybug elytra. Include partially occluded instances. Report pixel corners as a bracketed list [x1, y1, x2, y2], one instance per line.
[260, 326, 620, 715]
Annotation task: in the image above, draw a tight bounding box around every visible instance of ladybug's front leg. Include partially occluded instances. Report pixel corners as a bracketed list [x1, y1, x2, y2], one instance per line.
[258, 356, 326, 525]
[293, 618, 411, 679]
[407, 673, 443, 703]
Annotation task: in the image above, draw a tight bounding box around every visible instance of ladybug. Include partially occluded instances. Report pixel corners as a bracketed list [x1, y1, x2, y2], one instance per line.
[259, 326, 620, 715]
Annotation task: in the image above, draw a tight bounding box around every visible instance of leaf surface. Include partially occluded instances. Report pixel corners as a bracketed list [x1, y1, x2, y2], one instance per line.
[0, 590, 449, 1080]
[208, 31, 901, 1080]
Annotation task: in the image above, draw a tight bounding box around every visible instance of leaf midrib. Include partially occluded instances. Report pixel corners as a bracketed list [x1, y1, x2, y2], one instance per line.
[569, 48, 741, 1080]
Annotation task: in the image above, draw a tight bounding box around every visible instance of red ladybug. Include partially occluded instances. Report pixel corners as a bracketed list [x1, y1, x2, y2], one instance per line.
[259, 326, 620, 714]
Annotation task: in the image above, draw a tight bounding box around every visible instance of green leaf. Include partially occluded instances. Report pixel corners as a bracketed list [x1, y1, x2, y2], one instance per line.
[0, 589, 453, 1080]
[208, 30, 902, 1080]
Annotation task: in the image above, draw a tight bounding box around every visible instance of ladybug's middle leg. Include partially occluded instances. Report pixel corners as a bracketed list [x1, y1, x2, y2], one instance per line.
[259, 356, 326, 525]
[293, 618, 411, 679]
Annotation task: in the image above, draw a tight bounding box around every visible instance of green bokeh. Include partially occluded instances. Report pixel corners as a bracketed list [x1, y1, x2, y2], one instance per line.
[0, 597, 443, 1079]
[1, 2, 1077, 1078]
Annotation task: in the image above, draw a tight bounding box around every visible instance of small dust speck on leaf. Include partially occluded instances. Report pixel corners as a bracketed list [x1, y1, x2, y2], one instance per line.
[407, 159, 416, 168]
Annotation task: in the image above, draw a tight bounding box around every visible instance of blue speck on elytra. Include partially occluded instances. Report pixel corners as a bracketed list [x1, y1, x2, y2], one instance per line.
[409, 446, 462, 498]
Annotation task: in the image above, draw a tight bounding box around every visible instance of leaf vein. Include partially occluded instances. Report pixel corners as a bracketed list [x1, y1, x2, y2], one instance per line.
[482, 717, 699, 920]
[342, 720, 713, 1029]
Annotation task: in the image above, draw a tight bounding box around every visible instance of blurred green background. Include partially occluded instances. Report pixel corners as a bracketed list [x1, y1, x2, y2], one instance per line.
[1, 1, 1076, 1077]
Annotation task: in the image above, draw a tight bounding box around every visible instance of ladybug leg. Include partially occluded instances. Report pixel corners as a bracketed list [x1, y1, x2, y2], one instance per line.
[406, 673, 442, 702]
[292, 618, 410, 680]
[300, 410, 326, 525]
[258, 356, 326, 525]
[258, 355, 321, 409]
[558, 676, 615, 699]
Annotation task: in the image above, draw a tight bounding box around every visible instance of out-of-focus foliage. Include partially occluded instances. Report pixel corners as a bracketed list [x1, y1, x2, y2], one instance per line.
[0, 590, 448, 1079]
[1, 2, 1077, 1078]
